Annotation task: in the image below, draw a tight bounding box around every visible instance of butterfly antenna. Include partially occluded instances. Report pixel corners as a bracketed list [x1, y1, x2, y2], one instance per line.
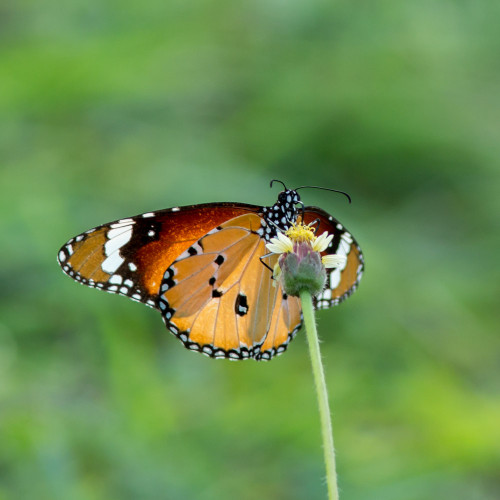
[295, 185, 352, 204]
[270, 179, 288, 190]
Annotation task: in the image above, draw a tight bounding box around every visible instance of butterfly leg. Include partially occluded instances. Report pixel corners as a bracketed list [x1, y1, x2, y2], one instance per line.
[259, 254, 275, 274]
[307, 218, 321, 233]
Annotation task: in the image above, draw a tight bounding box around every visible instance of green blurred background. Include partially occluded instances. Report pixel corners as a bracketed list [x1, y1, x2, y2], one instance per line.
[1, 1, 499, 499]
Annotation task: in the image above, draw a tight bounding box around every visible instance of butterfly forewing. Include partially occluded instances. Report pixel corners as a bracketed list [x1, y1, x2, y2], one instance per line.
[303, 207, 364, 309]
[158, 214, 302, 360]
[57, 204, 260, 307]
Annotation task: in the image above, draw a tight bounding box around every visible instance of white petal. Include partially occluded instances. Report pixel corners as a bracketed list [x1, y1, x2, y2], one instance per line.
[313, 232, 333, 252]
[266, 233, 293, 254]
[322, 254, 347, 268]
[266, 243, 286, 254]
[277, 232, 293, 248]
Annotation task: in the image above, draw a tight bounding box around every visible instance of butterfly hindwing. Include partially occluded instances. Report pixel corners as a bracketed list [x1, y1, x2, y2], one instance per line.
[57, 203, 260, 308]
[158, 213, 302, 360]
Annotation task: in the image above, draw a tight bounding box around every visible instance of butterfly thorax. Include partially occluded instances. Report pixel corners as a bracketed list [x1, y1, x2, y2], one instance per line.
[260, 189, 300, 241]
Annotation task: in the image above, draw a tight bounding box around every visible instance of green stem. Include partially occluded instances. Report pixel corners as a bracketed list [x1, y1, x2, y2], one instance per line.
[300, 289, 339, 500]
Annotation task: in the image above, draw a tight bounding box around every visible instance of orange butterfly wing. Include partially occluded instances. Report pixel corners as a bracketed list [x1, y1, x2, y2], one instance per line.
[57, 203, 260, 308]
[302, 207, 364, 309]
[158, 213, 302, 360]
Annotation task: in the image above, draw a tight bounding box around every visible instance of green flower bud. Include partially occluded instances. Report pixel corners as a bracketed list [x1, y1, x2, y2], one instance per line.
[279, 242, 327, 297]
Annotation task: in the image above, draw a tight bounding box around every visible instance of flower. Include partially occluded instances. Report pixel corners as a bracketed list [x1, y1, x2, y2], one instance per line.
[265, 222, 346, 297]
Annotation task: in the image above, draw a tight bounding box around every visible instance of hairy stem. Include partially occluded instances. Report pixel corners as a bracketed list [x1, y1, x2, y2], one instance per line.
[300, 289, 339, 500]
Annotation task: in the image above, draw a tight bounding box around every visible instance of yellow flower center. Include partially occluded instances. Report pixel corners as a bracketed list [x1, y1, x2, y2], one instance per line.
[285, 223, 316, 243]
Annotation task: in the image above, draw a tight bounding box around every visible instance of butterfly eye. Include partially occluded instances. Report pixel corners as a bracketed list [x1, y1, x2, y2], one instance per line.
[278, 191, 288, 203]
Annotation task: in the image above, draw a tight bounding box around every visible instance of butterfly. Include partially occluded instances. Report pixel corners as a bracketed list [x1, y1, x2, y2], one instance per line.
[57, 181, 364, 360]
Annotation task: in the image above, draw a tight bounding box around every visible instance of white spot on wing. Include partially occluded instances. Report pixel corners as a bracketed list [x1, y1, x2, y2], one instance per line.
[109, 274, 123, 285]
[102, 253, 124, 274]
[171, 207, 180, 212]
[59, 251, 66, 262]
[341, 232, 353, 243]
[328, 239, 349, 290]
[110, 219, 135, 229]
[107, 226, 129, 239]
[339, 239, 351, 255]
[105, 227, 132, 257]
[142, 212, 155, 218]
[128, 262, 137, 271]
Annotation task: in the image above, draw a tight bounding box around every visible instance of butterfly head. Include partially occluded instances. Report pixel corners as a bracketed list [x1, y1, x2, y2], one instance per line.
[277, 189, 302, 222]
[277, 188, 300, 206]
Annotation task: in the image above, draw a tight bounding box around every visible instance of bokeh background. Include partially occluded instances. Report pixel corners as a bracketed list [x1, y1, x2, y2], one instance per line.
[1, 1, 499, 499]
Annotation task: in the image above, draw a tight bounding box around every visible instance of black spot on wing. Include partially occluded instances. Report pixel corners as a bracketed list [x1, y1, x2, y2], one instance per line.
[235, 293, 249, 317]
